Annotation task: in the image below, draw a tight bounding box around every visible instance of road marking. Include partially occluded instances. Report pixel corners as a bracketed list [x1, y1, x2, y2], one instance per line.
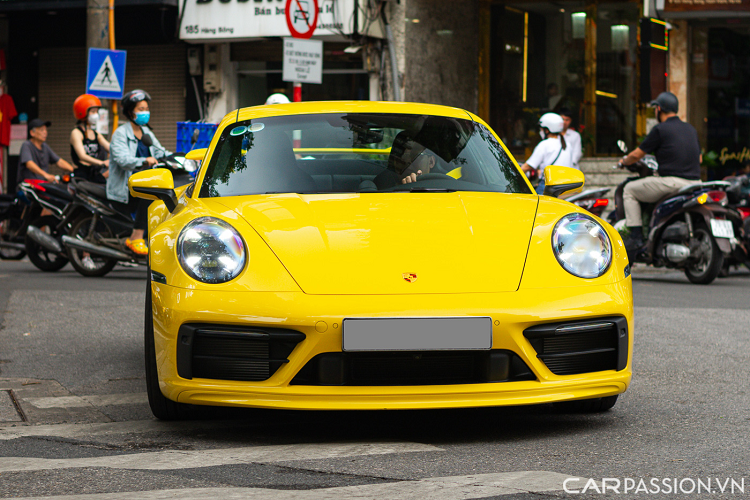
[0, 441, 440, 472]
[0, 419, 217, 441]
[5, 471, 587, 499]
[24, 393, 148, 409]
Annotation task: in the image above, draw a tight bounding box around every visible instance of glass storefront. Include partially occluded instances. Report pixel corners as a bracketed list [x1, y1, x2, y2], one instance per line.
[489, 0, 640, 160]
[700, 23, 750, 179]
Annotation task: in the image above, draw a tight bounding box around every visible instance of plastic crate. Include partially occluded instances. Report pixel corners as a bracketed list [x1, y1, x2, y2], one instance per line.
[176, 122, 218, 154]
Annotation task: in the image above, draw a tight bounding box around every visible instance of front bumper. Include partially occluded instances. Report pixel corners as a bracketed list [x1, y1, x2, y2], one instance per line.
[151, 279, 633, 410]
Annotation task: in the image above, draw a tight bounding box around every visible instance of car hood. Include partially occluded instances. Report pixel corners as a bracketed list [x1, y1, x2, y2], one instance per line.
[221, 192, 539, 295]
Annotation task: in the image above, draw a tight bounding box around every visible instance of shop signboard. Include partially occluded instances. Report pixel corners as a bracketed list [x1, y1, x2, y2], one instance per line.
[181, 0, 358, 41]
[663, 0, 750, 11]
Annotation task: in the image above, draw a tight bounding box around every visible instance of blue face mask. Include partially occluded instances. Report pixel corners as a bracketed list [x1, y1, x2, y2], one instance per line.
[133, 111, 150, 126]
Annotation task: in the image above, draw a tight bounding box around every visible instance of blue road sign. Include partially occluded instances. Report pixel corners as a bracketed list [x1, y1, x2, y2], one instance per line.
[86, 48, 127, 100]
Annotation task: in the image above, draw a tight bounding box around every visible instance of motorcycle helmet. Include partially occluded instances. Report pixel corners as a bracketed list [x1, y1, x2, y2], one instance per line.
[649, 92, 679, 114]
[121, 89, 152, 120]
[538, 113, 564, 134]
[265, 93, 290, 105]
[73, 94, 102, 121]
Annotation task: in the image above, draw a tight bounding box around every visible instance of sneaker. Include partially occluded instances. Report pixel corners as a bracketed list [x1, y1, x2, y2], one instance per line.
[623, 226, 644, 263]
[82, 255, 97, 271]
[125, 238, 148, 256]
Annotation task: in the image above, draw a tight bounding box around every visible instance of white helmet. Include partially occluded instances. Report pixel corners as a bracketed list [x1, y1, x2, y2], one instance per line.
[265, 93, 290, 105]
[539, 113, 564, 134]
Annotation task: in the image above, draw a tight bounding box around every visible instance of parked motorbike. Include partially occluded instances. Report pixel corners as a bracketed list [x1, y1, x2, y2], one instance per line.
[714, 174, 750, 274]
[59, 156, 193, 277]
[610, 141, 744, 285]
[0, 176, 73, 271]
[567, 187, 611, 217]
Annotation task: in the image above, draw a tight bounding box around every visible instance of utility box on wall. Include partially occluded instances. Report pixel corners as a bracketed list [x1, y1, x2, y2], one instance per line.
[203, 44, 222, 93]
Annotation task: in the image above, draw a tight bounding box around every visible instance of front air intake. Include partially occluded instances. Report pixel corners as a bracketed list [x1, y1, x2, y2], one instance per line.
[523, 316, 628, 376]
[176, 324, 305, 382]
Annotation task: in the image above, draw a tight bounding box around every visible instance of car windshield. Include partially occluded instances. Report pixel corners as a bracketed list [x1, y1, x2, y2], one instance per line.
[199, 113, 532, 197]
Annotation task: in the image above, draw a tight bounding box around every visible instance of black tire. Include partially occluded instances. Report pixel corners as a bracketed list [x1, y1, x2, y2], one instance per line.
[25, 215, 68, 272]
[684, 224, 724, 285]
[145, 276, 189, 420]
[66, 215, 118, 277]
[0, 214, 26, 259]
[554, 395, 619, 413]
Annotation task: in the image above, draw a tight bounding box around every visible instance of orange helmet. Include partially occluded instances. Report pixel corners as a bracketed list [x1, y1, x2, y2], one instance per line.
[73, 94, 102, 121]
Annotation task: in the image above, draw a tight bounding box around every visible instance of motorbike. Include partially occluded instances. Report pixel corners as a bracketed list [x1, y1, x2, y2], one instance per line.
[58, 155, 193, 277]
[610, 141, 745, 285]
[0, 176, 73, 271]
[714, 174, 750, 274]
[566, 187, 611, 217]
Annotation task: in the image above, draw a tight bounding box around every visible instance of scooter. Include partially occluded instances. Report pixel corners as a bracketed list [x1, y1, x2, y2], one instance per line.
[567, 187, 611, 217]
[610, 141, 744, 285]
[0, 176, 73, 271]
[59, 156, 193, 277]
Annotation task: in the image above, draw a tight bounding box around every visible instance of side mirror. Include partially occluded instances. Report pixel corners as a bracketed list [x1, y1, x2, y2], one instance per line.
[543, 165, 585, 198]
[128, 168, 178, 212]
[185, 148, 207, 161]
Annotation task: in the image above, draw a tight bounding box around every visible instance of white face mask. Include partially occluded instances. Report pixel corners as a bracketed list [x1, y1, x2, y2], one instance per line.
[87, 113, 99, 126]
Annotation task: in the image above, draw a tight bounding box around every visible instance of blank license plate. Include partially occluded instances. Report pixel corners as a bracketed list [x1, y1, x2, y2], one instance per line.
[710, 219, 734, 239]
[342, 317, 492, 352]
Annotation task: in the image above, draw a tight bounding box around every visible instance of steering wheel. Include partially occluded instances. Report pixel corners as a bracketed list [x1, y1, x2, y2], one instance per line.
[414, 173, 455, 182]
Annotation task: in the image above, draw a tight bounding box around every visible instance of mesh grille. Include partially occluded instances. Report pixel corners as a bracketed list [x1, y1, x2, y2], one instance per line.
[524, 319, 624, 376]
[178, 325, 305, 382]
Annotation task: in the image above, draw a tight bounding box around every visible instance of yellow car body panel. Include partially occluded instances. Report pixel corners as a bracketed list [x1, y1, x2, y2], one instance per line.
[150, 280, 632, 409]
[225, 192, 538, 294]
[143, 101, 632, 412]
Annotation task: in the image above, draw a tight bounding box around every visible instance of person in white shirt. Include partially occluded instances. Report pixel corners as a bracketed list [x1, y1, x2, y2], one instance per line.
[521, 113, 574, 194]
[559, 108, 583, 169]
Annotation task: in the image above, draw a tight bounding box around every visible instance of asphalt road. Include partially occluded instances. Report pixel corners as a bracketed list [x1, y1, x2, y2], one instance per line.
[1, 259, 749, 499]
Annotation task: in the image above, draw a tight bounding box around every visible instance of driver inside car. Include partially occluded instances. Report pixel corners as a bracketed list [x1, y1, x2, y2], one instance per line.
[374, 132, 444, 189]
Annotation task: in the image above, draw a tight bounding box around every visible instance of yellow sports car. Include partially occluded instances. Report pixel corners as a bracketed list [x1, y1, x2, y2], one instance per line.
[129, 102, 632, 420]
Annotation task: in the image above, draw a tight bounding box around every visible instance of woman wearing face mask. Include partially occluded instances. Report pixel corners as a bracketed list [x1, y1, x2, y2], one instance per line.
[520, 113, 574, 194]
[70, 94, 110, 183]
[108, 89, 171, 256]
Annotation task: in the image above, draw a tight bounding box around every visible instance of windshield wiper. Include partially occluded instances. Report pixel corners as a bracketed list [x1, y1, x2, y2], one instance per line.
[393, 186, 457, 193]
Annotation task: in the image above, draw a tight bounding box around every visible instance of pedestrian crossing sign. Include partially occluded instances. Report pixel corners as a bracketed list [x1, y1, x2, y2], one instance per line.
[86, 48, 127, 100]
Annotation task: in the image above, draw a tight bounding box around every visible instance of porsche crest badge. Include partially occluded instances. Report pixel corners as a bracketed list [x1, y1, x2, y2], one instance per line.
[402, 273, 418, 283]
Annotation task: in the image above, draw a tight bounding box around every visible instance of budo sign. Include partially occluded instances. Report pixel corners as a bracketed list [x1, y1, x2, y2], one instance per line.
[285, 0, 319, 39]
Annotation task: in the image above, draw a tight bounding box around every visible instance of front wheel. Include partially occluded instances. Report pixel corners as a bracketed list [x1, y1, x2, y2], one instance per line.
[554, 395, 619, 413]
[684, 224, 724, 285]
[66, 215, 118, 277]
[25, 215, 68, 272]
[145, 275, 190, 420]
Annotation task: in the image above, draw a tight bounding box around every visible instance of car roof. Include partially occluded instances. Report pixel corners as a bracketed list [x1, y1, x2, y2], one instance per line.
[233, 101, 475, 122]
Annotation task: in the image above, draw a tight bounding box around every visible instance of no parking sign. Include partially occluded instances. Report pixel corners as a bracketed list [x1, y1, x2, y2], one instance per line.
[285, 0, 319, 39]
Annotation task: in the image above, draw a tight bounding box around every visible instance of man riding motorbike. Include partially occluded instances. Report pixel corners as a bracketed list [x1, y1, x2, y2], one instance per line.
[108, 89, 171, 256]
[617, 92, 702, 260]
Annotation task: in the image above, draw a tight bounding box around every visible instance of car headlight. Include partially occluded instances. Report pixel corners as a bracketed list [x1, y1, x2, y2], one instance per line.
[552, 213, 612, 279]
[177, 217, 246, 283]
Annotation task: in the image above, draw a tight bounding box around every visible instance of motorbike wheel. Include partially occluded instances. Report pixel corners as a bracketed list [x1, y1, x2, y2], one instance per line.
[25, 215, 68, 272]
[145, 275, 190, 420]
[684, 224, 724, 285]
[66, 215, 118, 277]
[0, 216, 26, 260]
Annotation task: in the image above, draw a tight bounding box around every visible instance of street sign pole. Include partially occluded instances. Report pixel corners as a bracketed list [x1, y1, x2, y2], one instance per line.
[293, 82, 302, 103]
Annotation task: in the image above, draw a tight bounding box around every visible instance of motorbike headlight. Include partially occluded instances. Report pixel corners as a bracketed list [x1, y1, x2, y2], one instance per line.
[177, 217, 246, 284]
[552, 213, 612, 279]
